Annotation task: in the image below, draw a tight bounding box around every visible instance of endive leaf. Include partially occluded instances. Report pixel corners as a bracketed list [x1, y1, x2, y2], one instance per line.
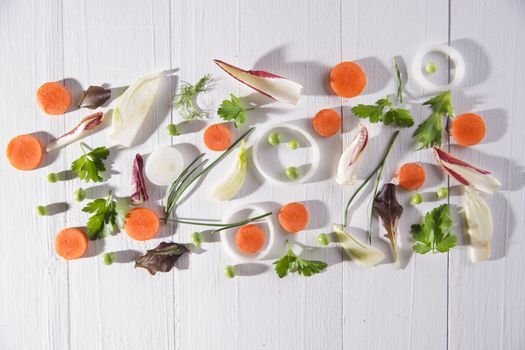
[333, 224, 385, 267]
[433, 147, 501, 193]
[214, 59, 302, 104]
[463, 187, 493, 262]
[211, 140, 247, 201]
[336, 124, 368, 185]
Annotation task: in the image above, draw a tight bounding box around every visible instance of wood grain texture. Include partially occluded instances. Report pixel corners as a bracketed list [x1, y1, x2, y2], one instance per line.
[0, 0, 524, 349]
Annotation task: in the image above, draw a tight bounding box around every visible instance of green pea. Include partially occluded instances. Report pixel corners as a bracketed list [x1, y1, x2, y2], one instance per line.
[166, 123, 181, 136]
[317, 233, 330, 246]
[191, 232, 202, 247]
[287, 139, 299, 150]
[267, 132, 280, 146]
[224, 265, 235, 279]
[285, 166, 298, 180]
[437, 187, 448, 199]
[36, 205, 47, 216]
[425, 62, 437, 74]
[410, 193, 423, 205]
[47, 172, 58, 183]
[73, 187, 87, 202]
[102, 252, 116, 266]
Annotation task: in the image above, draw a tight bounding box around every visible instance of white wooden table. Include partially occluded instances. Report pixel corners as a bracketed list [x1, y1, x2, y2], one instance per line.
[1, 1, 524, 349]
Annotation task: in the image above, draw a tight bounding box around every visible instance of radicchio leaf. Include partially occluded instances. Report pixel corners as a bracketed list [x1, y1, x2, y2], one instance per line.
[78, 85, 111, 109]
[131, 154, 148, 204]
[46, 112, 104, 152]
[336, 124, 368, 185]
[433, 147, 501, 193]
[373, 183, 403, 268]
[135, 242, 189, 275]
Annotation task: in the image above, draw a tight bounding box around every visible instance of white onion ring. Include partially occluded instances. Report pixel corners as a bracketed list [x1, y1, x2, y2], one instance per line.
[411, 44, 465, 91]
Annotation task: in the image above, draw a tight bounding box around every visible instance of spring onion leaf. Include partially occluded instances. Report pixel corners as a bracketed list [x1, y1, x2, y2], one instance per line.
[411, 204, 457, 254]
[71, 145, 110, 183]
[392, 56, 403, 103]
[273, 241, 327, 278]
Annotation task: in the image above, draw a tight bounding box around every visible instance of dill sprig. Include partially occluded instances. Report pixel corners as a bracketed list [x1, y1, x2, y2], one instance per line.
[172, 74, 214, 121]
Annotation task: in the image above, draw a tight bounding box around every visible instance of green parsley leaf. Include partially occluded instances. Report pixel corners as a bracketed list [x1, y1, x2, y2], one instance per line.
[392, 56, 403, 103]
[217, 94, 250, 128]
[273, 242, 327, 278]
[410, 204, 457, 254]
[351, 96, 414, 128]
[71, 145, 110, 183]
[82, 192, 123, 240]
[172, 74, 214, 121]
[412, 91, 454, 149]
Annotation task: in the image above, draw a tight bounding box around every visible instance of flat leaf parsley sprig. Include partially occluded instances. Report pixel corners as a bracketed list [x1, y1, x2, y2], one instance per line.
[273, 241, 328, 278]
[411, 204, 457, 254]
[71, 144, 110, 183]
[82, 191, 125, 240]
[217, 94, 255, 128]
[351, 95, 414, 128]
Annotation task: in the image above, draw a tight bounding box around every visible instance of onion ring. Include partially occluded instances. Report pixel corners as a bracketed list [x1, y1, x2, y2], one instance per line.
[411, 44, 465, 91]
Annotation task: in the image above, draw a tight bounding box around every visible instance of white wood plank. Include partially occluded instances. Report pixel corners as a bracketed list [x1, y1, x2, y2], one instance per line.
[0, 1, 70, 349]
[61, 1, 175, 349]
[340, 1, 450, 349]
[448, 0, 525, 349]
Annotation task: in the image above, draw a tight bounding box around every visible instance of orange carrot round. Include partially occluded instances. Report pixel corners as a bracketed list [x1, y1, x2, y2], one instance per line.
[6, 134, 44, 170]
[312, 109, 341, 137]
[55, 228, 88, 260]
[36, 82, 71, 115]
[329, 61, 367, 98]
[124, 208, 160, 241]
[278, 202, 309, 233]
[203, 124, 232, 151]
[451, 113, 486, 147]
[396, 163, 426, 191]
[235, 224, 265, 254]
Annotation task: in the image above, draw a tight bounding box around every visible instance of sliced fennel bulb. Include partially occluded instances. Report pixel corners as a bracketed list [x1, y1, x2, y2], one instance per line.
[211, 140, 247, 201]
[463, 187, 493, 262]
[109, 72, 163, 147]
[333, 224, 385, 267]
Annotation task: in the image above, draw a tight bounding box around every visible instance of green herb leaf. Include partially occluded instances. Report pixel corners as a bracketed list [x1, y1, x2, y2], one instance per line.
[412, 112, 442, 149]
[392, 56, 403, 103]
[351, 96, 413, 128]
[172, 74, 214, 121]
[412, 91, 454, 149]
[82, 192, 122, 240]
[383, 108, 414, 127]
[273, 242, 327, 278]
[217, 94, 249, 128]
[71, 146, 110, 183]
[411, 204, 457, 254]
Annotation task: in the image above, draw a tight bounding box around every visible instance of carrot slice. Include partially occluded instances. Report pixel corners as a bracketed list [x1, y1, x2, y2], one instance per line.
[312, 109, 341, 137]
[329, 62, 367, 98]
[6, 134, 44, 170]
[278, 202, 309, 233]
[124, 208, 160, 241]
[203, 124, 232, 151]
[55, 228, 88, 260]
[396, 163, 426, 191]
[451, 113, 486, 147]
[235, 224, 265, 254]
[36, 82, 71, 115]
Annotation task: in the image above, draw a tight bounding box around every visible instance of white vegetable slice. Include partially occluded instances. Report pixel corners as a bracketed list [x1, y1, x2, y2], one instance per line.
[211, 140, 247, 201]
[333, 224, 385, 267]
[214, 59, 303, 105]
[145, 146, 184, 186]
[411, 44, 465, 92]
[109, 72, 163, 147]
[336, 124, 368, 185]
[463, 187, 493, 262]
